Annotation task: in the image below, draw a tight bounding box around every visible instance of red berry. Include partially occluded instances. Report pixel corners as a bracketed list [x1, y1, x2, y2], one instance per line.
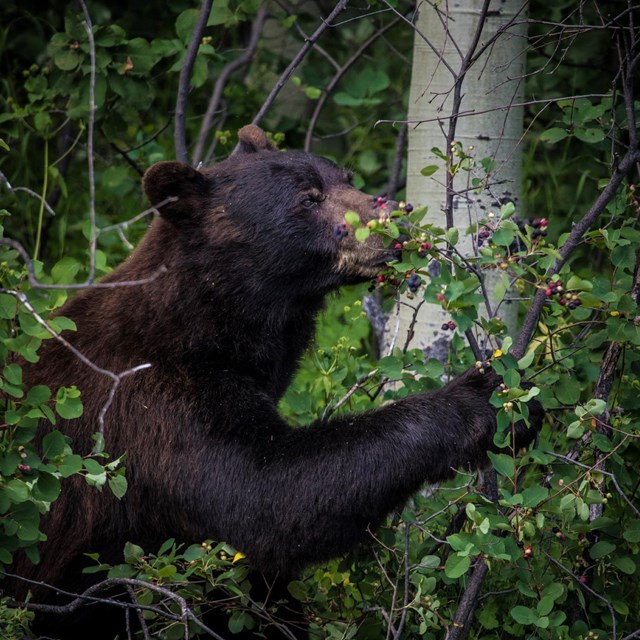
[545, 288, 553, 296]
[448, 320, 456, 330]
[394, 243, 402, 250]
[437, 293, 445, 301]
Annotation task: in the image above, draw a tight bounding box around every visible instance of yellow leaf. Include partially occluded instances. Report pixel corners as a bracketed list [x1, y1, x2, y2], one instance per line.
[232, 552, 246, 563]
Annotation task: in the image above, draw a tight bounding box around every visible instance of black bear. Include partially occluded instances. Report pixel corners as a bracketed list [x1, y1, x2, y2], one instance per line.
[7, 125, 539, 638]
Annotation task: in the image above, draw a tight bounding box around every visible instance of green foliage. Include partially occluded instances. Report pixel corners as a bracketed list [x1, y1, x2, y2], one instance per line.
[1, 0, 639, 638]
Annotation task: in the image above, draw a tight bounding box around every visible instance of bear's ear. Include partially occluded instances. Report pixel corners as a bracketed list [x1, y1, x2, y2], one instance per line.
[143, 161, 209, 222]
[236, 125, 277, 154]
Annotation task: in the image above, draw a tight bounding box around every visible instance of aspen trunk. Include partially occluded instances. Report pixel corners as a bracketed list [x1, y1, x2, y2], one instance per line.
[397, 1, 527, 359]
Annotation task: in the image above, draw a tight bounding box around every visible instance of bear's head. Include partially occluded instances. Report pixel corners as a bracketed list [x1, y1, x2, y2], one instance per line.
[142, 126, 395, 299]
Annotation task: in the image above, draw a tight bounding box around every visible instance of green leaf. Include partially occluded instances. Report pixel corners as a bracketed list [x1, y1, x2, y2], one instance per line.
[0, 293, 17, 319]
[4, 479, 30, 503]
[355, 226, 370, 242]
[444, 553, 470, 579]
[42, 430, 67, 459]
[305, 86, 321, 100]
[540, 128, 568, 143]
[32, 472, 61, 502]
[536, 596, 554, 616]
[58, 454, 83, 478]
[521, 485, 549, 508]
[344, 211, 360, 227]
[26, 385, 52, 406]
[491, 228, 515, 246]
[420, 165, 439, 177]
[287, 580, 308, 600]
[378, 356, 403, 379]
[3, 363, 22, 386]
[54, 47, 82, 71]
[124, 542, 144, 563]
[590, 541, 615, 559]
[623, 520, 640, 543]
[56, 387, 84, 420]
[611, 555, 636, 574]
[175, 9, 199, 42]
[574, 128, 605, 143]
[511, 605, 537, 624]
[109, 474, 128, 500]
[500, 202, 516, 218]
[184, 544, 206, 561]
[487, 451, 514, 477]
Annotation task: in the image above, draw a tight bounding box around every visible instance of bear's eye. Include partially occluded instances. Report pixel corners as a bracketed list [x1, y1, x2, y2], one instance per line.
[300, 192, 325, 209]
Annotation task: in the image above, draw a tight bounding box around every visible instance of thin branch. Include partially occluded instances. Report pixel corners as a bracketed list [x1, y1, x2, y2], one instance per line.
[249, 0, 350, 130]
[2, 290, 151, 442]
[192, 3, 269, 167]
[0, 170, 58, 216]
[513, 146, 640, 360]
[175, 0, 214, 164]
[0, 237, 168, 290]
[78, 0, 97, 284]
[385, 122, 408, 199]
[304, 15, 401, 152]
[374, 94, 612, 127]
[545, 450, 640, 519]
[542, 551, 618, 639]
[7, 574, 227, 640]
[444, 557, 488, 640]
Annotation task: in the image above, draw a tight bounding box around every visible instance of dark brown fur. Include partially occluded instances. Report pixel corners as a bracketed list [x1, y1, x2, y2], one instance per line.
[6, 126, 541, 638]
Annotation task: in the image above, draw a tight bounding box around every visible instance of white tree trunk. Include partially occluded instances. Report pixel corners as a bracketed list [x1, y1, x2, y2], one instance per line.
[396, 1, 527, 360]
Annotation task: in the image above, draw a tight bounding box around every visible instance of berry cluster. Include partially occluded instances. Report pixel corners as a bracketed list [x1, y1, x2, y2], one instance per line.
[373, 195, 389, 209]
[369, 273, 402, 292]
[559, 293, 582, 310]
[522, 545, 534, 560]
[406, 273, 421, 293]
[544, 279, 563, 297]
[531, 217, 548, 239]
[334, 222, 349, 241]
[552, 526, 567, 541]
[441, 320, 456, 331]
[474, 359, 491, 373]
[476, 227, 492, 247]
[545, 279, 583, 309]
[417, 241, 432, 259]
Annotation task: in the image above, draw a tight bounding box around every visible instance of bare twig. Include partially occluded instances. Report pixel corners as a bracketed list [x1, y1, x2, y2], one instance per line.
[542, 551, 618, 639]
[2, 289, 151, 443]
[0, 237, 168, 290]
[175, 0, 214, 164]
[0, 170, 58, 217]
[192, 4, 269, 167]
[6, 574, 227, 640]
[513, 145, 640, 360]
[304, 15, 401, 152]
[444, 557, 488, 640]
[249, 0, 350, 130]
[374, 94, 612, 128]
[78, 0, 98, 284]
[385, 122, 408, 200]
